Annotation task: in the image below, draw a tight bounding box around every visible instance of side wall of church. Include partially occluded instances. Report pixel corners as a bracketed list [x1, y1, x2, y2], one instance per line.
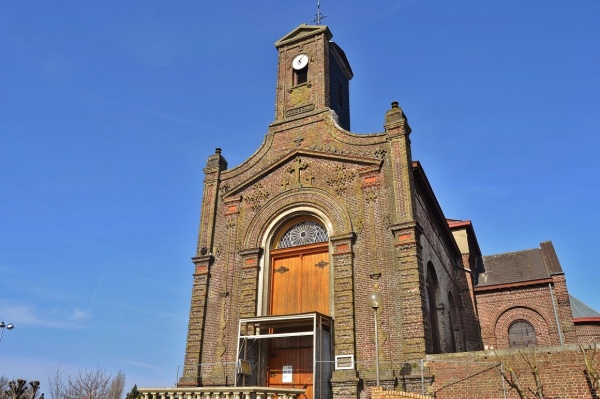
[458, 253, 484, 351]
[451, 227, 485, 351]
[413, 191, 468, 354]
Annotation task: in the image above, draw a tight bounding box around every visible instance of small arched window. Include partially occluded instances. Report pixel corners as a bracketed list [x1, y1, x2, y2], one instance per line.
[277, 220, 328, 249]
[509, 320, 538, 349]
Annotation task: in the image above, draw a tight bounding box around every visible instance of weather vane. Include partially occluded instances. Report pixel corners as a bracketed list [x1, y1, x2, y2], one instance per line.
[312, 0, 326, 25]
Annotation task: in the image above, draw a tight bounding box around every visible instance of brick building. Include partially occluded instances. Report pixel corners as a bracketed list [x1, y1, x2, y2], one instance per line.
[175, 24, 600, 398]
[476, 241, 578, 349]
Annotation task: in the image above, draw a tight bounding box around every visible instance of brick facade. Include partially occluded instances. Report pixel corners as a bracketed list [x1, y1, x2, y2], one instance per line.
[178, 24, 480, 397]
[575, 320, 600, 343]
[174, 23, 600, 399]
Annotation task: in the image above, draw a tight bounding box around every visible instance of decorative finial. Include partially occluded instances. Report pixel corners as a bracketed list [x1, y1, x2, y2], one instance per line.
[312, 0, 326, 25]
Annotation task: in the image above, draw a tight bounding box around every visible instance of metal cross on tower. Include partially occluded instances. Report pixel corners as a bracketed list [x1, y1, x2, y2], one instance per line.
[312, 0, 326, 25]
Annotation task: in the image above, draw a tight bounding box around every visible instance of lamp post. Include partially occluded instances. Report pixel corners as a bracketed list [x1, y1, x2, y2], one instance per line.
[367, 292, 383, 386]
[0, 321, 14, 343]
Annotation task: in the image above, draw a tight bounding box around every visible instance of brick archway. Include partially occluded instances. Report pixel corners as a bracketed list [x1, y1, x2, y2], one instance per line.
[494, 307, 551, 349]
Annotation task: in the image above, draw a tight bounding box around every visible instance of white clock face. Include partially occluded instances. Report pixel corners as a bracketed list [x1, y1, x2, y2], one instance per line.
[292, 54, 309, 70]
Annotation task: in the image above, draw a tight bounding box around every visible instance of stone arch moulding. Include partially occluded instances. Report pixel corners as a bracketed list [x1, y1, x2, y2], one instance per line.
[494, 307, 551, 349]
[243, 187, 353, 249]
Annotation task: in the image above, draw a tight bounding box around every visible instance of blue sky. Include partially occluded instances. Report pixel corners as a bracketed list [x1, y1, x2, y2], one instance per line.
[1, 0, 599, 392]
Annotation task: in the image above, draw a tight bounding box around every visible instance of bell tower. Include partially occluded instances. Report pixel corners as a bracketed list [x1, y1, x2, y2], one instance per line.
[274, 24, 353, 130]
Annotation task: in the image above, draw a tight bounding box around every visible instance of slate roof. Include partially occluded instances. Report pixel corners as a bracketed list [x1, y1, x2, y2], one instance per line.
[570, 295, 600, 319]
[478, 248, 549, 286]
[477, 242, 563, 287]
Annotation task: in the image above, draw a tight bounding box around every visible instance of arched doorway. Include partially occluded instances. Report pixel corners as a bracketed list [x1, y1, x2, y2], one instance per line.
[270, 219, 331, 316]
[265, 218, 332, 399]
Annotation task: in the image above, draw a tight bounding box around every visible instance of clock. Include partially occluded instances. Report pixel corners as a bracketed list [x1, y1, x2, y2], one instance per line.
[292, 54, 309, 70]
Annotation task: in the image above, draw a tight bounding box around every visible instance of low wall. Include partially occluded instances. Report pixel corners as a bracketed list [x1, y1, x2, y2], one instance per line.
[427, 344, 599, 398]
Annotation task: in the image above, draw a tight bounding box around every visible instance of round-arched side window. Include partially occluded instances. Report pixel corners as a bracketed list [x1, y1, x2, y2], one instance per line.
[509, 320, 538, 349]
[277, 220, 328, 249]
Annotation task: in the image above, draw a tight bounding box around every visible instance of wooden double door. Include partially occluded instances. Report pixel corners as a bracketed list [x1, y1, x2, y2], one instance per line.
[267, 243, 330, 399]
[270, 243, 330, 316]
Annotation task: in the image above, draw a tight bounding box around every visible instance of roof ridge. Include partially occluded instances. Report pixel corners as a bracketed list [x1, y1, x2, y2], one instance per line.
[483, 247, 540, 258]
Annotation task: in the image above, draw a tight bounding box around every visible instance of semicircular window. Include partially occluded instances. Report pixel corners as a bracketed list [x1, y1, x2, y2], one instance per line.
[509, 319, 537, 349]
[278, 221, 329, 249]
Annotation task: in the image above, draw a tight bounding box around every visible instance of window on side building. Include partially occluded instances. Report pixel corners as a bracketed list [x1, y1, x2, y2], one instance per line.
[508, 320, 538, 348]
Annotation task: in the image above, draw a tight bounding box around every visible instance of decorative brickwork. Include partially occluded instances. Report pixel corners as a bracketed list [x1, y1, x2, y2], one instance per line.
[330, 233, 356, 361]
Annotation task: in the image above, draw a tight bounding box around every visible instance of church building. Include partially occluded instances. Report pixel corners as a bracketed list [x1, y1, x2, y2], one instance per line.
[174, 24, 599, 399]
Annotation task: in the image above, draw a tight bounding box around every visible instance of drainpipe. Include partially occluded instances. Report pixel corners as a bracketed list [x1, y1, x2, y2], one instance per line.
[420, 359, 425, 397]
[549, 283, 564, 345]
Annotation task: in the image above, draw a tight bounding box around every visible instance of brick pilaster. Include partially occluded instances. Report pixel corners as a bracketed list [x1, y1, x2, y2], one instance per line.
[179, 255, 212, 386]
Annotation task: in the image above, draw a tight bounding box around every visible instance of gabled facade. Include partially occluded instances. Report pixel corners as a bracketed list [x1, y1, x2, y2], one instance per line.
[178, 24, 480, 399]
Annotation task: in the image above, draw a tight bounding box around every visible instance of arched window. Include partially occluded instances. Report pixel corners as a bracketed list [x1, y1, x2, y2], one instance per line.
[509, 320, 538, 348]
[426, 263, 441, 354]
[277, 220, 328, 248]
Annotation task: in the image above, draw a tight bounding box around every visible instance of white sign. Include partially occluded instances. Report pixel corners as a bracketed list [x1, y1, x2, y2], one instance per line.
[282, 365, 293, 383]
[335, 355, 355, 370]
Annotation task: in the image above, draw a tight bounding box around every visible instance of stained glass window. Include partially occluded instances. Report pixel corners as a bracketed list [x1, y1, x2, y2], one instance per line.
[278, 221, 328, 248]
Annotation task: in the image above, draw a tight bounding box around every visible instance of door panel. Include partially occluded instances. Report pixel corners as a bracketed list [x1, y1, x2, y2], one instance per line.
[271, 255, 302, 315]
[270, 244, 330, 316]
[301, 251, 330, 315]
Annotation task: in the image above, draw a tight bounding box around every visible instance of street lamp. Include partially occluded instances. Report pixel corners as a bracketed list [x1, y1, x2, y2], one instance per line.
[367, 292, 383, 386]
[0, 321, 14, 343]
